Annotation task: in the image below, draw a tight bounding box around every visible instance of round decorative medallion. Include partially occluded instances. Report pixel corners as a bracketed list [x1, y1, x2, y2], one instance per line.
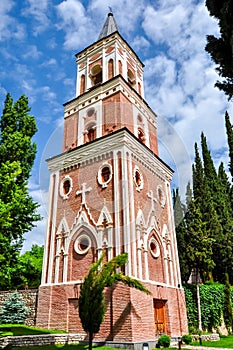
[97, 163, 112, 188]
[157, 185, 166, 207]
[133, 166, 144, 192]
[60, 176, 72, 199]
[149, 237, 160, 258]
[74, 234, 91, 255]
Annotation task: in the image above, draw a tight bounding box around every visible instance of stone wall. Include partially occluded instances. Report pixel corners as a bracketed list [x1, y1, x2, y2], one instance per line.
[0, 334, 85, 349]
[191, 333, 220, 341]
[0, 289, 38, 326]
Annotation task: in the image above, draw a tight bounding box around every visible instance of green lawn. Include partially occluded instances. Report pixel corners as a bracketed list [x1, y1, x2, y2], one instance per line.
[0, 324, 66, 337]
[190, 335, 233, 348]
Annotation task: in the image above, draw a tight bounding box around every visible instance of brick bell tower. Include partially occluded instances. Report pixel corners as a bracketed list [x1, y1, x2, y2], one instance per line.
[36, 11, 188, 345]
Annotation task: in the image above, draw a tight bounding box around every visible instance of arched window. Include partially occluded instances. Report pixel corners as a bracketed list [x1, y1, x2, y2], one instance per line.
[127, 69, 136, 87]
[118, 60, 123, 75]
[138, 127, 145, 143]
[108, 59, 114, 79]
[80, 74, 85, 94]
[85, 124, 96, 143]
[90, 65, 102, 86]
[138, 82, 141, 95]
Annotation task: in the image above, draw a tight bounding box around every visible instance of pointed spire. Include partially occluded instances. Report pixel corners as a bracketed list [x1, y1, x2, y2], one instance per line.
[98, 10, 119, 40]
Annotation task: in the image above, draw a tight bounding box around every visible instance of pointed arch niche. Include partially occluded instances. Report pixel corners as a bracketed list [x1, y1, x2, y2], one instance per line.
[67, 221, 98, 282]
[97, 205, 113, 261]
[108, 58, 114, 79]
[147, 228, 165, 283]
[54, 218, 69, 283]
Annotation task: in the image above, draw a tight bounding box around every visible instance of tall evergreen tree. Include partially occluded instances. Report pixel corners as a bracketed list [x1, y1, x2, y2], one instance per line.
[205, 0, 233, 99]
[173, 188, 190, 283]
[0, 93, 41, 290]
[225, 112, 233, 181]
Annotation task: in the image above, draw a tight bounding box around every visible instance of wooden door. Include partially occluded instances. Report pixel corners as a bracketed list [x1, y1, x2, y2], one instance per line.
[154, 299, 166, 335]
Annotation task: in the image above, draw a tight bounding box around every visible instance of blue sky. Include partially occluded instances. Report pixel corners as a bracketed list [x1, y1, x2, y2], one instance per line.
[0, 0, 232, 252]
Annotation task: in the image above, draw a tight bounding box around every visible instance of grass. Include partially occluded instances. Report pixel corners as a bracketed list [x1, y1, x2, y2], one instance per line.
[190, 335, 233, 348]
[0, 324, 66, 337]
[5, 346, 122, 350]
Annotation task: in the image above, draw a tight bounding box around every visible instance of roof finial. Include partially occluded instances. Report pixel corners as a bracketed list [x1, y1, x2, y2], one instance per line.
[108, 6, 113, 13]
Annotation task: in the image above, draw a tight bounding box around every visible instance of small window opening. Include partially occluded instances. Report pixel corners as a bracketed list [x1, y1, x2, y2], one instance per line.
[63, 180, 71, 195]
[78, 237, 89, 251]
[101, 166, 111, 182]
[138, 128, 145, 143]
[87, 127, 96, 142]
[135, 170, 141, 186]
[80, 74, 85, 94]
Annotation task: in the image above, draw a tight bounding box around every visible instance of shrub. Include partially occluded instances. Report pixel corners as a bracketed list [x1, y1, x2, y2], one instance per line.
[0, 292, 29, 324]
[181, 334, 192, 344]
[158, 334, 171, 348]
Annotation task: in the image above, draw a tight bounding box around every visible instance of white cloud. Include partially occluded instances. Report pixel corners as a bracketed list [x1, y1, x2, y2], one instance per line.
[22, 45, 42, 60]
[22, 0, 50, 35]
[56, 0, 94, 50]
[0, 0, 25, 41]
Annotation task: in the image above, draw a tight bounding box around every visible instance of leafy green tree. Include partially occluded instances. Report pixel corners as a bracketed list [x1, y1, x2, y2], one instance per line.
[10, 244, 44, 289]
[78, 253, 151, 350]
[205, 0, 233, 99]
[223, 273, 233, 333]
[0, 93, 41, 290]
[0, 291, 29, 324]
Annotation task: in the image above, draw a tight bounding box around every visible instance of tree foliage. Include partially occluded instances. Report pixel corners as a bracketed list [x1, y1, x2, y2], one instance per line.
[9, 244, 44, 290]
[223, 273, 233, 333]
[0, 291, 29, 324]
[174, 130, 233, 283]
[0, 93, 41, 290]
[205, 0, 233, 99]
[78, 253, 151, 350]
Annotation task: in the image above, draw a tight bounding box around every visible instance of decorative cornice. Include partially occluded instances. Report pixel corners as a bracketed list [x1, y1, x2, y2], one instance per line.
[63, 75, 157, 127]
[47, 128, 173, 182]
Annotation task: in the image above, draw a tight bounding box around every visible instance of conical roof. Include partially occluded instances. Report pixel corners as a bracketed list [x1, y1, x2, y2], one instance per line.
[98, 10, 119, 40]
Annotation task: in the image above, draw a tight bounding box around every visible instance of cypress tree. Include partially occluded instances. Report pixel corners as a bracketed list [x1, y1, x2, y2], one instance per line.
[205, 0, 233, 99]
[225, 112, 233, 182]
[173, 188, 190, 283]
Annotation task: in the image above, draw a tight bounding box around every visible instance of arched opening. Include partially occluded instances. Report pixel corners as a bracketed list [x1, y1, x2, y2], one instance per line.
[85, 123, 96, 143]
[108, 59, 114, 79]
[80, 74, 85, 94]
[138, 127, 145, 143]
[90, 65, 102, 86]
[127, 68, 136, 87]
[138, 82, 141, 95]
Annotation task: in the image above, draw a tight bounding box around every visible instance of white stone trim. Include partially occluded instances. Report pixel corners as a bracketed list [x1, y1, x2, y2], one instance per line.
[113, 150, 120, 256]
[47, 171, 59, 284]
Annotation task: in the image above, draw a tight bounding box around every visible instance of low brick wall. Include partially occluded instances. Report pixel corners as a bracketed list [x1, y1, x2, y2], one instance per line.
[0, 333, 86, 349]
[0, 289, 38, 326]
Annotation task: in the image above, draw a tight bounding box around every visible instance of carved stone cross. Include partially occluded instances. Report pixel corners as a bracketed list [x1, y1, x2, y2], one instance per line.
[76, 183, 92, 205]
[147, 190, 157, 212]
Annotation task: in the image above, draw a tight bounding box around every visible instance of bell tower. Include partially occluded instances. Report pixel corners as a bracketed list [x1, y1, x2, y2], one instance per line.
[37, 11, 188, 346]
